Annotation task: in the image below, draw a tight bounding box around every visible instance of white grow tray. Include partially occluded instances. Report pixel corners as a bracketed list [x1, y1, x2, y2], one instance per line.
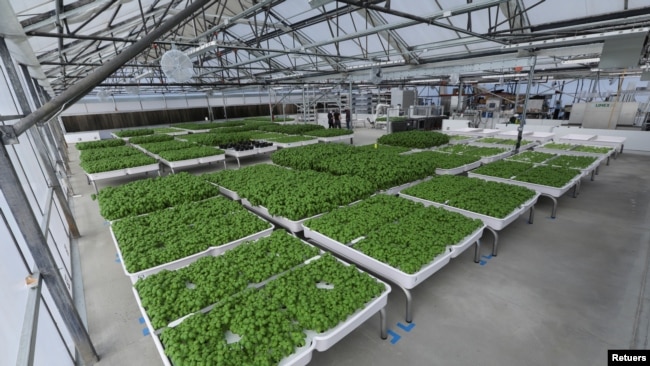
[399, 192, 540, 231]
[435, 160, 482, 175]
[381, 176, 433, 195]
[126, 163, 160, 175]
[257, 145, 278, 154]
[198, 153, 226, 164]
[301, 138, 320, 146]
[224, 148, 258, 158]
[535, 143, 615, 158]
[139, 249, 389, 366]
[110, 224, 273, 284]
[149, 322, 315, 366]
[588, 136, 626, 153]
[273, 141, 304, 148]
[210, 183, 240, 201]
[159, 157, 200, 169]
[316, 134, 353, 142]
[302, 225, 484, 289]
[543, 154, 606, 177]
[478, 150, 514, 164]
[86, 169, 127, 182]
[241, 198, 321, 233]
[467, 171, 581, 198]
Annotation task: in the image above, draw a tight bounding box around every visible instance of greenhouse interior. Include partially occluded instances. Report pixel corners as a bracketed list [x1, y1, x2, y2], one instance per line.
[2, 0, 650, 365]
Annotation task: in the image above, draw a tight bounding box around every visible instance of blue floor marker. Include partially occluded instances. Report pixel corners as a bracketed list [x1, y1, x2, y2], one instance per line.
[480, 254, 493, 266]
[114, 254, 121, 263]
[138, 317, 145, 324]
[386, 329, 401, 344]
[397, 322, 415, 332]
[142, 328, 150, 336]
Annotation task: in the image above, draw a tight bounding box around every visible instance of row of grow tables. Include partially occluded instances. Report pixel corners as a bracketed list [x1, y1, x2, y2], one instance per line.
[99, 173, 391, 365]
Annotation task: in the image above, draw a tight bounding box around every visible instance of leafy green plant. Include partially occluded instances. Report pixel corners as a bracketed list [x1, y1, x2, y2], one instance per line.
[76, 139, 125, 150]
[248, 132, 286, 140]
[476, 137, 532, 145]
[181, 132, 255, 146]
[80, 154, 157, 174]
[304, 194, 422, 244]
[541, 142, 574, 150]
[79, 146, 142, 161]
[507, 151, 555, 164]
[264, 253, 385, 332]
[95, 172, 219, 220]
[112, 197, 271, 273]
[572, 145, 613, 154]
[546, 155, 597, 169]
[153, 127, 185, 134]
[471, 160, 533, 179]
[204, 164, 375, 220]
[514, 165, 581, 187]
[306, 195, 482, 274]
[244, 116, 293, 122]
[158, 146, 225, 161]
[447, 134, 473, 140]
[128, 134, 175, 144]
[437, 144, 510, 158]
[409, 151, 480, 171]
[138, 140, 193, 154]
[259, 124, 324, 134]
[159, 253, 382, 365]
[268, 135, 318, 143]
[135, 230, 320, 329]
[113, 129, 154, 137]
[377, 130, 450, 149]
[304, 129, 353, 137]
[160, 288, 306, 365]
[172, 121, 246, 130]
[271, 143, 443, 190]
[356, 144, 410, 154]
[402, 175, 536, 218]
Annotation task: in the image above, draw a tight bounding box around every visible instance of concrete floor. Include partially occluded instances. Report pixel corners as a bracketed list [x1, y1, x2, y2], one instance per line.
[68, 128, 650, 366]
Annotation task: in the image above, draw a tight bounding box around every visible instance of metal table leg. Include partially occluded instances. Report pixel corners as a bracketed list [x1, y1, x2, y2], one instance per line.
[379, 307, 387, 339]
[573, 180, 581, 198]
[473, 239, 481, 263]
[400, 286, 413, 323]
[92, 180, 98, 194]
[606, 155, 610, 166]
[236, 157, 241, 169]
[223, 160, 227, 170]
[486, 227, 499, 256]
[590, 169, 595, 181]
[541, 194, 558, 218]
[528, 205, 535, 224]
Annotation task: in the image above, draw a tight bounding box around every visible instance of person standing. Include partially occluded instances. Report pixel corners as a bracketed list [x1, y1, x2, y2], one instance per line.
[345, 108, 352, 130]
[333, 110, 341, 129]
[327, 110, 334, 128]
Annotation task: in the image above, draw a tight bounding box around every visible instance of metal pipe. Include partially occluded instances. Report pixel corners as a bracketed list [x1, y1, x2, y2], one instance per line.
[515, 55, 536, 153]
[8, 0, 212, 140]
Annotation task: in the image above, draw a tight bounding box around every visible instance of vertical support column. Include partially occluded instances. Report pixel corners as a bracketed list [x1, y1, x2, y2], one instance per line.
[515, 56, 536, 154]
[0, 142, 98, 364]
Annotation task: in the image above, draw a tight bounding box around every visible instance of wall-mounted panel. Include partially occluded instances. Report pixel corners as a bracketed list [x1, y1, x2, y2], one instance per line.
[34, 284, 75, 366]
[0, 209, 30, 366]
